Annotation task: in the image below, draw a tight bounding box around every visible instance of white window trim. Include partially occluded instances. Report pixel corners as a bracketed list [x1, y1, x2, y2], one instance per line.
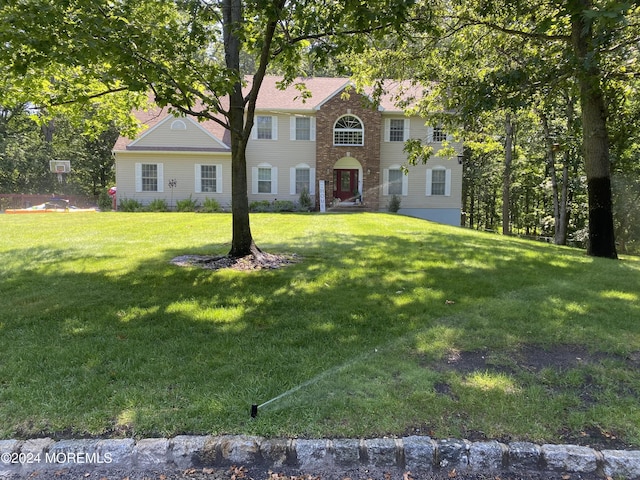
[384, 118, 410, 142]
[135, 162, 164, 193]
[290, 116, 316, 141]
[333, 114, 364, 146]
[251, 115, 278, 140]
[170, 119, 187, 130]
[426, 167, 451, 197]
[383, 165, 408, 196]
[195, 164, 223, 194]
[252, 163, 278, 194]
[427, 126, 454, 143]
[289, 164, 316, 195]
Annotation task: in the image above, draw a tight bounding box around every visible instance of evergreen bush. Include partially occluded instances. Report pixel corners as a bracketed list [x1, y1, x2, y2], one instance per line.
[388, 194, 402, 213]
[97, 190, 112, 211]
[298, 187, 313, 211]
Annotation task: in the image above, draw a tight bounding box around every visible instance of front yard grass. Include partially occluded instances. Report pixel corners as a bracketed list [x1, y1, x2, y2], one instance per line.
[1, 212, 640, 448]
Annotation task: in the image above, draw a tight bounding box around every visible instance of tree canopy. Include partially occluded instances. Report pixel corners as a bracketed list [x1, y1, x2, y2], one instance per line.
[0, 0, 416, 257]
[350, 0, 640, 258]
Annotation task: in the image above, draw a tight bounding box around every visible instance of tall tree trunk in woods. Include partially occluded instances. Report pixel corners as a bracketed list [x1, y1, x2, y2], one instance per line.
[570, 0, 617, 258]
[541, 113, 560, 239]
[557, 97, 575, 245]
[502, 112, 515, 235]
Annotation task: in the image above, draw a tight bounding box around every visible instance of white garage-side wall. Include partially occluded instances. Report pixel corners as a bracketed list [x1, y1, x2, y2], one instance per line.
[114, 151, 232, 209]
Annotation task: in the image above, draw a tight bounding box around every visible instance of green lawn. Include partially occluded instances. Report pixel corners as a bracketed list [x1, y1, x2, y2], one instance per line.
[1, 212, 640, 446]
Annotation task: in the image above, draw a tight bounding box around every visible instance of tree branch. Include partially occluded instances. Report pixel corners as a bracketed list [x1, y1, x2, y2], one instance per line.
[458, 17, 570, 43]
[45, 86, 130, 107]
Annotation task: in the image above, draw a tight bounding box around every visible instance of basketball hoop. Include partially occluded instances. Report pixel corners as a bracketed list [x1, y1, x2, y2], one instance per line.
[50, 161, 71, 184]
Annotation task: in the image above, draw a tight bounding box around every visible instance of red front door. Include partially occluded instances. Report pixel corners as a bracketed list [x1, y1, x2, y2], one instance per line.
[334, 169, 358, 201]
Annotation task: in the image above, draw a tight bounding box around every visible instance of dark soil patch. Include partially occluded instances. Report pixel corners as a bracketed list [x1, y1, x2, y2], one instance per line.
[170, 253, 298, 271]
[424, 344, 637, 450]
[433, 344, 615, 376]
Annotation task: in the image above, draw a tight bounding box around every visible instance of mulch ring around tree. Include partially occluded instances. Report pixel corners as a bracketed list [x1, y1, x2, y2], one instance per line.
[170, 253, 299, 271]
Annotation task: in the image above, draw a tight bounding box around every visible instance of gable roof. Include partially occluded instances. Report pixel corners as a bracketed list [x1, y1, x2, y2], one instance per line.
[113, 76, 426, 151]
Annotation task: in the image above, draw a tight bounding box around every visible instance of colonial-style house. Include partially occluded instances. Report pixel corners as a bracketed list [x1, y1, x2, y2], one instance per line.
[112, 77, 463, 225]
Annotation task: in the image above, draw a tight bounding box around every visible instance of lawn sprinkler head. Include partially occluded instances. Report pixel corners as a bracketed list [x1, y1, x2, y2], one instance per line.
[251, 404, 258, 418]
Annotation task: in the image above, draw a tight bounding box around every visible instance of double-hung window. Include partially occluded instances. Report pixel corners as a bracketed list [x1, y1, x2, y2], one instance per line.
[290, 164, 316, 195]
[426, 167, 452, 197]
[142, 164, 158, 192]
[383, 164, 408, 196]
[258, 167, 272, 193]
[385, 118, 410, 142]
[135, 163, 163, 192]
[388, 169, 404, 195]
[428, 125, 449, 143]
[195, 164, 223, 193]
[253, 115, 278, 140]
[290, 116, 315, 141]
[252, 163, 278, 194]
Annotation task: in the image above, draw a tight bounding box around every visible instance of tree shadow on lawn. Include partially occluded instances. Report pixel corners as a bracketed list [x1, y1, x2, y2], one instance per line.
[1, 227, 640, 445]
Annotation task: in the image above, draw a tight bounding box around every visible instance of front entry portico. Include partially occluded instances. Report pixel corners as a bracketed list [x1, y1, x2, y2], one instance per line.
[332, 157, 363, 203]
[333, 169, 359, 201]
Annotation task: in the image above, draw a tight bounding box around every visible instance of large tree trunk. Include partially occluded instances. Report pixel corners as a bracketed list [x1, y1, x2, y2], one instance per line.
[570, 0, 617, 258]
[223, 0, 259, 258]
[502, 112, 514, 235]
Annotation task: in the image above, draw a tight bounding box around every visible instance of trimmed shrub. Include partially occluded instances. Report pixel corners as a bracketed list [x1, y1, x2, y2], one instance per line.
[250, 200, 272, 212]
[176, 196, 199, 212]
[273, 200, 296, 212]
[200, 197, 222, 213]
[118, 198, 143, 212]
[147, 199, 168, 212]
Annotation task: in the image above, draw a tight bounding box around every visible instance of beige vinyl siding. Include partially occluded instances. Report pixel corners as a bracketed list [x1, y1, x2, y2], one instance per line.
[115, 152, 232, 208]
[246, 113, 317, 202]
[379, 116, 462, 210]
[132, 116, 227, 150]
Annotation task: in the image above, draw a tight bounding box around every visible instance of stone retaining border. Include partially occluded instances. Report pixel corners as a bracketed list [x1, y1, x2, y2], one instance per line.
[1, 435, 640, 479]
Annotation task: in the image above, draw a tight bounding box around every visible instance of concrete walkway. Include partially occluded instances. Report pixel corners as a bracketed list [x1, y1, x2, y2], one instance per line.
[1, 435, 640, 479]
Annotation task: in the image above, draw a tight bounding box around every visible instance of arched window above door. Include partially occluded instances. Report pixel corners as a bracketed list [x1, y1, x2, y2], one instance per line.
[333, 115, 364, 146]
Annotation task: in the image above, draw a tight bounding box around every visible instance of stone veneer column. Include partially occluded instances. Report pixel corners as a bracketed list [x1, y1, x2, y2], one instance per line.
[315, 90, 381, 210]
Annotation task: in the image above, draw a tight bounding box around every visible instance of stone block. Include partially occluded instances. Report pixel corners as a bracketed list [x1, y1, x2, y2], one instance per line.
[541, 444, 598, 473]
[295, 439, 330, 470]
[170, 435, 209, 469]
[20, 438, 54, 472]
[331, 439, 361, 466]
[403, 436, 435, 473]
[260, 438, 292, 467]
[0, 439, 21, 477]
[217, 435, 262, 464]
[47, 439, 103, 468]
[508, 441, 541, 470]
[364, 438, 398, 467]
[134, 438, 170, 468]
[96, 438, 135, 468]
[468, 441, 505, 471]
[436, 438, 469, 469]
[602, 449, 640, 479]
